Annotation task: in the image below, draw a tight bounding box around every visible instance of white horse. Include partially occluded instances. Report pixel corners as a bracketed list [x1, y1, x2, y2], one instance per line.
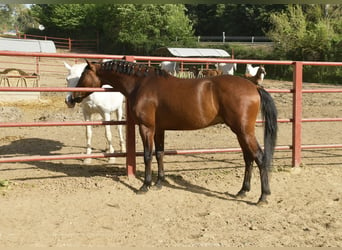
[160, 61, 179, 76]
[245, 64, 260, 77]
[64, 62, 125, 164]
[245, 64, 266, 82]
[216, 63, 237, 75]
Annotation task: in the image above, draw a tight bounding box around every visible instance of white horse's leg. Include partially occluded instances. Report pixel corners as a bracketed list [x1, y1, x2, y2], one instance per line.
[103, 112, 115, 164]
[83, 112, 93, 165]
[116, 106, 126, 153]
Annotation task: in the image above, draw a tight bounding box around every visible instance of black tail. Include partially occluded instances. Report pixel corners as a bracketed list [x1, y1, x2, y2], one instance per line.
[257, 87, 278, 169]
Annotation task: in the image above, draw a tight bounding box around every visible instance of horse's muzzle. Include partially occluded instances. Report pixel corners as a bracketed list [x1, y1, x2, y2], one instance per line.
[65, 95, 76, 108]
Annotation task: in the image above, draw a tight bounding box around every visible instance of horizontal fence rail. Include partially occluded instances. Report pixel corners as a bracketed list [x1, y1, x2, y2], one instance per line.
[18, 33, 99, 52]
[0, 50, 341, 175]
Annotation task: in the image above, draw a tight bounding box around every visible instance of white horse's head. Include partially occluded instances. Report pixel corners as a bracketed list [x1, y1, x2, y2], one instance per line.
[64, 62, 87, 108]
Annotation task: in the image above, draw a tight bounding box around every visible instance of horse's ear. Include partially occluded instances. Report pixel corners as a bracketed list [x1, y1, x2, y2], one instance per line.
[63, 61, 72, 70]
[85, 59, 91, 67]
[84, 59, 96, 71]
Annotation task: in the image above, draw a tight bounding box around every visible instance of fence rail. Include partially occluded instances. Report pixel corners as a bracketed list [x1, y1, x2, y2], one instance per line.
[198, 35, 272, 44]
[18, 33, 99, 52]
[0, 50, 341, 176]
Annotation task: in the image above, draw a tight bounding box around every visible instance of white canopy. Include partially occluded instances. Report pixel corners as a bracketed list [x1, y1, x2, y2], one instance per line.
[154, 47, 230, 58]
[0, 38, 56, 53]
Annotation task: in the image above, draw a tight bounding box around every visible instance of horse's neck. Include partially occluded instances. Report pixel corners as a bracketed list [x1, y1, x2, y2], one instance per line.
[101, 70, 137, 97]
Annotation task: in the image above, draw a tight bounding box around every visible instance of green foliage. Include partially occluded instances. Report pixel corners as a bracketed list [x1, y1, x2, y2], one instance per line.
[31, 4, 195, 54]
[267, 5, 341, 62]
[186, 4, 287, 36]
[94, 4, 195, 54]
[0, 4, 13, 32]
[9, 4, 342, 83]
[0, 4, 37, 33]
[31, 4, 93, 36]
[266, 4, 341, 83]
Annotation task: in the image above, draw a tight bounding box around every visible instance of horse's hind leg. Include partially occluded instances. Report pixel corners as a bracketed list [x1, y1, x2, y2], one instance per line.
[153, 130, 165, 190]
[137, 124, 155, 193]
[84, 124, 93, 164]
[236, 132, 269, 203]
[83, 111, 93, 165]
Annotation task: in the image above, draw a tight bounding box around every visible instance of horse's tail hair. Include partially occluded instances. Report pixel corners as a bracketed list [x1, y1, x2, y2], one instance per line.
[257, 87, 278, 170]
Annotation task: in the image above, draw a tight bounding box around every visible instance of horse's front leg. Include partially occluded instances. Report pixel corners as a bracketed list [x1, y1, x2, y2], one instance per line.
[103, 112, 115, 163]
[153, 130, 165, 190]
[83, 111, 93, 165]
[116, 107, 126, 152]
[137, 124, 155, 194]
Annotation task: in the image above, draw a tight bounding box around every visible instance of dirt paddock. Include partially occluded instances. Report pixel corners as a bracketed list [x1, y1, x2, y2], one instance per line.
[0, 59, 341, 247]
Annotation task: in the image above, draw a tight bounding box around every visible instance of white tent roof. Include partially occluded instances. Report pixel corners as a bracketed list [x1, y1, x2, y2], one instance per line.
[154, 47, 230, 57]
[0, 38, 56, 53]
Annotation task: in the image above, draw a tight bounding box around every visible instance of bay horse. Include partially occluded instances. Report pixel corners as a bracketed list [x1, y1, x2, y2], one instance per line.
[64, 62, 125, 164]
[71, 60, 278, 204]
[200, 68, 223, 77]
[189, 67, 223, 78]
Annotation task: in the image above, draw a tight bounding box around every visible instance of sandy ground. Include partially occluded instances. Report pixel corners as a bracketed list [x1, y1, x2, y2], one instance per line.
[0, 56, 341, 247]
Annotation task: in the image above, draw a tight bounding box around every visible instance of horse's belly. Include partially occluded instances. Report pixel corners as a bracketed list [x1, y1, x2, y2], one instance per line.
[157, 112, 222, 130]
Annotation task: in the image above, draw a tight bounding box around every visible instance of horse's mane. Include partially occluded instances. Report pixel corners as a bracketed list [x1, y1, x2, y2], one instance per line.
[100, 60, 169, 78]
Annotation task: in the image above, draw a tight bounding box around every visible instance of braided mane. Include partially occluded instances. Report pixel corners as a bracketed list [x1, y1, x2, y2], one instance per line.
[100, 60, 169, 78]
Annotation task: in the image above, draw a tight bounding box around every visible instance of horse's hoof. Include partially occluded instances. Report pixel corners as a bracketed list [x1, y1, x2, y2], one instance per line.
[150, 183, 162, 191]
[235, 190, 247, 198]
[256, 199, 268, 206]
[136, 185, 150, 194]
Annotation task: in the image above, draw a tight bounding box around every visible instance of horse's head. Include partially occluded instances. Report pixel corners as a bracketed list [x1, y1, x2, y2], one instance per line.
[64, 62, 87, 108]
[71, 60, 102, 104]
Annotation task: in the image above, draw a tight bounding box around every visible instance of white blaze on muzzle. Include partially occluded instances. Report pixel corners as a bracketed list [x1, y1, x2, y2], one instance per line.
[65, 94, 76, 108]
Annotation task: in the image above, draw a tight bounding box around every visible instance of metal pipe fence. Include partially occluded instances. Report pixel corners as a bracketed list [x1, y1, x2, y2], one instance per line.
[0, 51, 341, 175]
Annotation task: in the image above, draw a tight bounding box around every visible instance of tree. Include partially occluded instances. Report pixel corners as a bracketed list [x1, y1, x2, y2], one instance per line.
[0, 4, 13, 32]
[31, 4, 93, 36]
[30, 4, 195, 54]
[93, 4, 195, 54]
[267, 4, 341, 61]
[0, 4, 37, 33]
[186, 4, 287, 36]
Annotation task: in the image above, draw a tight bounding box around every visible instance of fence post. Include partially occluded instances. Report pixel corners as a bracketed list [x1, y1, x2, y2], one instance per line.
[292, 61, 303, 167]
[124, 56, 137, 176]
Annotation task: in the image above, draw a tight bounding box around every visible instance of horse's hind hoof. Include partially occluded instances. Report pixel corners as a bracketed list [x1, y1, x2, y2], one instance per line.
[256, 199, 268, 206]
[256, 194, 269, 206]
[150, 183, 162, 191]
[136, 185, 150, 194]
[235, 190, 247, 198]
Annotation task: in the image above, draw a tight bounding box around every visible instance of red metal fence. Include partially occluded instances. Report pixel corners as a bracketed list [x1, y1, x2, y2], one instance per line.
[0, 51, 341, 176]
[18, 33, 99, 52]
